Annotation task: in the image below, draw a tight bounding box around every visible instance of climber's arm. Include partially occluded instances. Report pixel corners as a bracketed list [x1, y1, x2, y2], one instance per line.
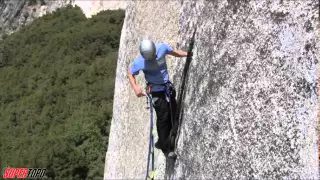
[168, 49, 188, 57]
[128, 72, 137, 89]
[128, 60, 146, 97]
[128, 72, 146, 97]
[164, 43, 190, 58]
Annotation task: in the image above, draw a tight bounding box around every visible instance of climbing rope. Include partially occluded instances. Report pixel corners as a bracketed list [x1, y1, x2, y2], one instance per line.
[145, 82, 176, 180]
[145, 86, 155, 180]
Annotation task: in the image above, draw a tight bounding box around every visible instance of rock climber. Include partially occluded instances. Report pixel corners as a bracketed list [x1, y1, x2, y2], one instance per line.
[127, 39, 190, 156]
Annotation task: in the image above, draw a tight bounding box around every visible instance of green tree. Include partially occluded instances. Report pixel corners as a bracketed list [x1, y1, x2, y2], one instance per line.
[0, 5, 125, 180]
[40, 0, 46, 5]
[28, 0, 38, 6]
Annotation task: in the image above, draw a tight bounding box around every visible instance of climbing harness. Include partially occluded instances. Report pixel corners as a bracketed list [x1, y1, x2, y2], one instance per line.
[147, 82, 176, 149]
[145, 85, 156, 180]
[146, 82, 175, 130]
[145, 81, 177, 180]
[147, 81, 174, 145]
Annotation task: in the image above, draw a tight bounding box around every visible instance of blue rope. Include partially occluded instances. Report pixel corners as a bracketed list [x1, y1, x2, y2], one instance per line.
[151, 95, 155, 175]
[145, 94, 155, 180]
[145, 82, 173, 179]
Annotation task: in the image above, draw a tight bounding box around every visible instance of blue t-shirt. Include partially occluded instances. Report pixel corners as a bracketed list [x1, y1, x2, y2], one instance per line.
[130, 43, 173, 92]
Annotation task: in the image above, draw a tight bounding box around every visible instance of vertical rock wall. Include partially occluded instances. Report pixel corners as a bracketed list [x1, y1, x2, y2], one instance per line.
[174, 0, 319, 179]
[105, 0, 319, 179]
[73, 0, 127, 18]
[0, 0, 73, 38]
[104, 1, 180, 179]
[0, 0, 126, 38]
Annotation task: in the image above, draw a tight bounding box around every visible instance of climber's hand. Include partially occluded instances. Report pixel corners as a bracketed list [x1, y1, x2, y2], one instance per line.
[134, 85, 146, 97]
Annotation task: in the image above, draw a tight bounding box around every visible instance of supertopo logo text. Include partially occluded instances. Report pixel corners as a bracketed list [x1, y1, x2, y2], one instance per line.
[2, 168, 47, 179]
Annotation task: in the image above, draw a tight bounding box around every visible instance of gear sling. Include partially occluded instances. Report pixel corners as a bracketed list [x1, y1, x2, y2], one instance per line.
[145, 81, 176, 180]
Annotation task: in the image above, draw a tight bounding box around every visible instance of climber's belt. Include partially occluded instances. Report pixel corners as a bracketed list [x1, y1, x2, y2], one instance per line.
[146, 82, 174, 103]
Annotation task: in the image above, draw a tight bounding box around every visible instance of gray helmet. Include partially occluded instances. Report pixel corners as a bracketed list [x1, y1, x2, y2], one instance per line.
[139, 39, 156, 60]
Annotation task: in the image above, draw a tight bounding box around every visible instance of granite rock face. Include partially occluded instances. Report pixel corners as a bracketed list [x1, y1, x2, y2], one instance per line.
[0, 0, 73, 39]
[73, 0, 127, 18]
[318, 20, 320, 174]
[104, 1, 180, 179]
[105, 0, 319, 179]
[0, 0, 126, 39]
[173, 0, 319, 179]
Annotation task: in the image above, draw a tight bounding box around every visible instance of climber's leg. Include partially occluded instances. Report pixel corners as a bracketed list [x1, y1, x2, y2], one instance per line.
[152, 92, 171, 154]
[170, 89, 178, 138]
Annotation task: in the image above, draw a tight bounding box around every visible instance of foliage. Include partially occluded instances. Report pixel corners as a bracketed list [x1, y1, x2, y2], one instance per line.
[27, 0, 46, 6]
[40, 0, 46, 6]
[27, 0, 38, 6]
[0, 5, 124, 180]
